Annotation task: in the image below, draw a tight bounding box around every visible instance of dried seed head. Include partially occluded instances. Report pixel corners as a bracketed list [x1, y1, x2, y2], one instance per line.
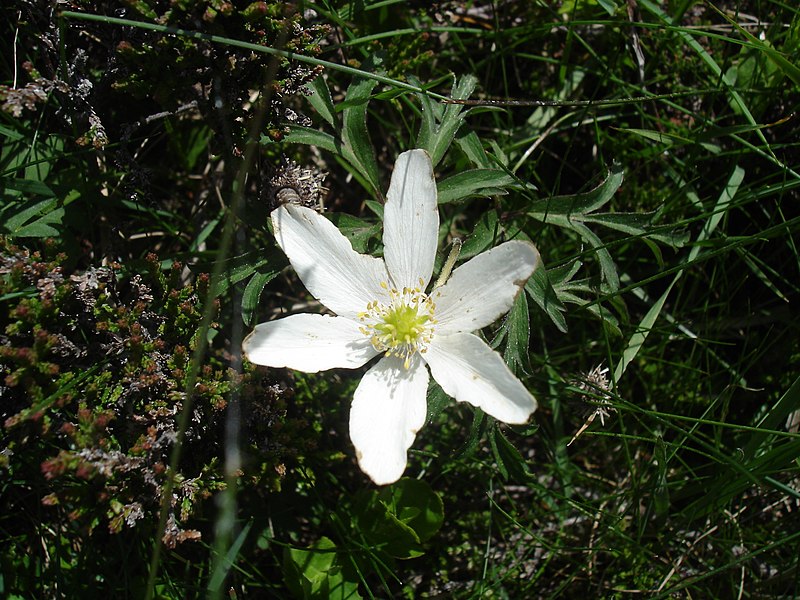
[267, 157, 327, 211]
[568, 364, 616, 446]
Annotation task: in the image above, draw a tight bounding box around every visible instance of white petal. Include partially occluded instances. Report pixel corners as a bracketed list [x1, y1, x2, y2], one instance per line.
[424, 332, 536, 424]
[243, 314, 378, 373]
[383, 149, 439, 291]
[349, 354, 429, 485]
[272, 204, 390, 319]
[433, 240, 540, 334]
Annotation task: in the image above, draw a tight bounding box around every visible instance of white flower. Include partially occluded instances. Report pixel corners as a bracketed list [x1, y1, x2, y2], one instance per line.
[243, 149, 540, 485]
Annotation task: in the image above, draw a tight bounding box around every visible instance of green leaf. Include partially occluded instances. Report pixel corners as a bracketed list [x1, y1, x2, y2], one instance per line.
[425, 381, 450, 424]
[571, 221, 620, 290]
[307, 75, 338, 129]
[2, 178, 56, 197]
[453, 128, 492, 169]
[414, 75, 477, 167]
[456, 409, 487, 460]
[328, 213, 381, 254]
[11, 210, 65, 238]
[283, 126, 340, 155]
[710, 4, 800, 86]
[2, 198, 56, 231]
[526, 266, 568, 333]
[527, 163, 624, 221]
[437, 169, 515, 204]
[596, 0, 618, 15]
[207, 522, 252, 595]
[341, 54, 383, 196]
[354, 478, 444, 560]
[0, 124, 26, 142]
[458, 209, 499, 260]
[490, 426, 531, 482]
[613, 278, 676, 383]
[241, 269, 280, 327]
[743, 375, 800, 461]
[283, 537, 360, 599]
[214, 249, 285, 297]
[377, 478, 444, 544]
[503, 292, 530, 375]
[619, 127, 692, 146]
[1, 198, 65, 238]
[354, 494, 423, 559]
[583, 211, 688, 247]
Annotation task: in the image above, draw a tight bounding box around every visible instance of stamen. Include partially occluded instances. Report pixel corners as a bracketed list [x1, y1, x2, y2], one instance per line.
[433, 238, 462, 289]
[359, 282, 436, 369]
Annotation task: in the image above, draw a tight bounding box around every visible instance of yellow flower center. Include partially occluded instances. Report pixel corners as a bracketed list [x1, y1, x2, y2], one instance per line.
[358, 279, 436, 368]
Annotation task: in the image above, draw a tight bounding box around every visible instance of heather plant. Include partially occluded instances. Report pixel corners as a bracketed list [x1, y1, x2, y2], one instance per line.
[2, 1, 800, 599]
[0, 241, 315, 593]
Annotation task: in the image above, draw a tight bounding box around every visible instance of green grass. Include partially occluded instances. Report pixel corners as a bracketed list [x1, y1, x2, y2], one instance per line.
[1, 0, 799, 597]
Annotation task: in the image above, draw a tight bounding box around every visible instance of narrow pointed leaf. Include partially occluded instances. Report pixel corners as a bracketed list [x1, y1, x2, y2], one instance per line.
[437, 169, 515, 204]
[307, 75, 338, 128]
[528, 163, 624, 219]
[341, 54, 382, 195]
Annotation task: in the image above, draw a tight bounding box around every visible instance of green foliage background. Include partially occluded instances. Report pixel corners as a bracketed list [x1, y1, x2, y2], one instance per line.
[1, 0, 799, 598]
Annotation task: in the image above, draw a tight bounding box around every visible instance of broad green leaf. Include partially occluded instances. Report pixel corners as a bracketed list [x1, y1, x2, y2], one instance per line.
[354, 478, 444, 560]
[354, 491, 423, 559]
[437, 169, 515, 204]
[283, 537, 360, 600]
[2, 198, 64, 237]
[11, 209, 65, 238]
[377, 478, 444, 544]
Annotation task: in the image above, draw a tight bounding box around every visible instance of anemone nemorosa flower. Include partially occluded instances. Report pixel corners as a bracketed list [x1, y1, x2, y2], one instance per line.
[243, 149, 540, 484]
